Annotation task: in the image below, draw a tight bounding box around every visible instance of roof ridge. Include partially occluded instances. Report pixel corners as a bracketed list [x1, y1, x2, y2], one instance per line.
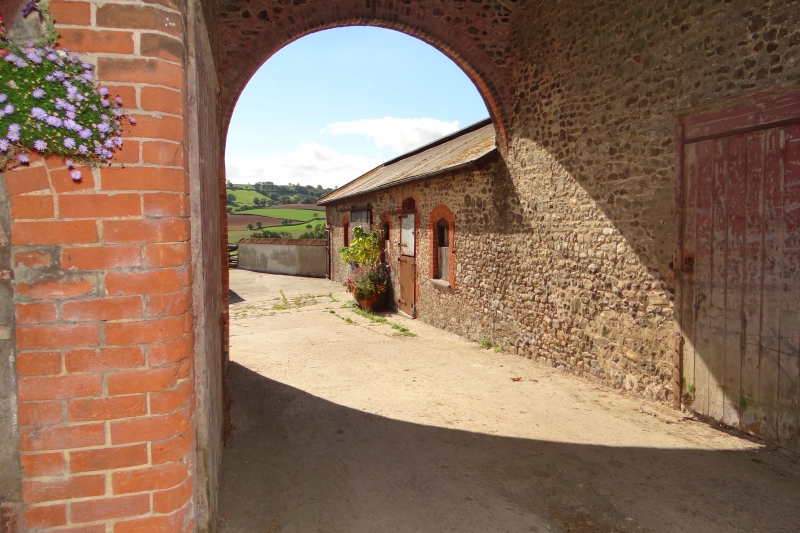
[381, 117, 493, 166]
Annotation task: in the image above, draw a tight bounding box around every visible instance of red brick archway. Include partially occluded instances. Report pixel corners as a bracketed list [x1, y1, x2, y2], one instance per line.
[217, 0, 515, 149]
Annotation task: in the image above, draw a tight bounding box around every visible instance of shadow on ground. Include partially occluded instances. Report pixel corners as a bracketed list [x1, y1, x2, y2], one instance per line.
[217, 362, 800, 533]
[228, 289, 245, 304]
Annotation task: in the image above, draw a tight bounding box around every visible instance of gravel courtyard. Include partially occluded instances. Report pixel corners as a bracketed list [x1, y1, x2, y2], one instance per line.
[217, 269, 800, 533]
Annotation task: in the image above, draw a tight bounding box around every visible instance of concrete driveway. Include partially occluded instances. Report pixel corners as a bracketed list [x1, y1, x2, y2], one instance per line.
[218, 270, 800, 533]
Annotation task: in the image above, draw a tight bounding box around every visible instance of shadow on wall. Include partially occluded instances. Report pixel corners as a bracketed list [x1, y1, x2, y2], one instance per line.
[216, 362, 800, 533]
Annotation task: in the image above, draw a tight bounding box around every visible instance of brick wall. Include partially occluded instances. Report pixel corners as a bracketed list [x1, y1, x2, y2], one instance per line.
[2, 1, 197, 531]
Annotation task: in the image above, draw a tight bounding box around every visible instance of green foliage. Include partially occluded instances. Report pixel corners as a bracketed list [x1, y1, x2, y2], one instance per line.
[338, 226, 380, 266]
[345, 301, 416, 336]
[343, 264, 390, 300]
[299, 223, 325, 239]
[480, 338, 492, 349]
[494, 346, 504, 353]
[0, 3, 132, 171]
[250, 229, 292, 239]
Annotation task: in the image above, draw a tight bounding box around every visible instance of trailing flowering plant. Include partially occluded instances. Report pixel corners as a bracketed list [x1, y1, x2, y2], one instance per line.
[344, 264, 390, 301]
[0, 2, 135, 180]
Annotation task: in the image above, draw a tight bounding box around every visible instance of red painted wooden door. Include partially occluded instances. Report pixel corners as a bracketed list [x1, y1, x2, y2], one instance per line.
[679, 96, 800, 451]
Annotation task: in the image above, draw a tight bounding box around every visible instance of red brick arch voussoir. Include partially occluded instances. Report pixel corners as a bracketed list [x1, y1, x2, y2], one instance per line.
[217, 0, 514, 149]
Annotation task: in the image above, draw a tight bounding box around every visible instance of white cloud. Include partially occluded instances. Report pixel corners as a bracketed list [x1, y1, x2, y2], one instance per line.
[322, 117, 460, 154]
[225, 143, 380, 188]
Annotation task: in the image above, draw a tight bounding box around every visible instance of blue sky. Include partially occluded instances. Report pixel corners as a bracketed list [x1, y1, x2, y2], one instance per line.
[225, 26, 488, 188]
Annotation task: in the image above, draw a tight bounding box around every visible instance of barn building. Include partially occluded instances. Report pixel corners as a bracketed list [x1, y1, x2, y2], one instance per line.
[0, 0, 799, 530]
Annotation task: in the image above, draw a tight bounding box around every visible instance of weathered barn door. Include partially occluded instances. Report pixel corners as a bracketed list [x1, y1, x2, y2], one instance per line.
[677, 89, 800, 451]
[398, 205, 417, 317]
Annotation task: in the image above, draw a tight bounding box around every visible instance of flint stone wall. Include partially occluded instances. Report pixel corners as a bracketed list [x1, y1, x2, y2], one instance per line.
[328, 152, 676, 404]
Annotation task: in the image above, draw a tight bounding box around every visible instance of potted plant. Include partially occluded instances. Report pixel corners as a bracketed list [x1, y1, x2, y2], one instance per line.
[343, 264, 390, 311]
[339, 226, 390, 310]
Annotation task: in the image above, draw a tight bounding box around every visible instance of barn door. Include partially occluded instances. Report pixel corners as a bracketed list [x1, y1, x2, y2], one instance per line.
[678, 90, 800, 451]
[398, 212, 416, 317]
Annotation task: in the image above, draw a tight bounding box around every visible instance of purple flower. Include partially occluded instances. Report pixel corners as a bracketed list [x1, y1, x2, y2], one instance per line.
[25, 52, 42, 64]
[112, 108, 124, 117]
[17, 154, 29, 164]
[94, 145, 104, 155]
[78, 145, 89, 155]
[7, 130, 20, 142]
[64, 118, 78, 131]
[128, 117, 137, 125]
[64, 138, 76, 149]
[32, 88, 45, 99]
[70, 169, 82, 182]
[66, 111, 77, 119]
[4, 54, 18, 63]
[13, 59, 28, 68]
[98, 87, 109, 96]
[96, 123, 110, 133]
[100, 114, 109, 122]
[115, 96, 123, 105]
[103, 149, 113, 160]
[8, 123, 20, 134]
[79, 129, 92, 139]
[66, 103, 76, 113]
[34, 140, 47, 152]
[90, 104, 98, 111]
[46, 53, 59, 62]
[53, 70, 66, 80]
[0, 140, 8, 152]
[45, 116, 63, 128]
[3, 104, 14, 115]
[113, 137, 123, 148]
[0, 94, 6, 103]
[82, 71, 93, 81]
[101, 99, 110, 108]
[54, 99, 66, 110]
[65, 158, 75, 168]
[82, 62, 92, 70]
[45, 74, 55, 82]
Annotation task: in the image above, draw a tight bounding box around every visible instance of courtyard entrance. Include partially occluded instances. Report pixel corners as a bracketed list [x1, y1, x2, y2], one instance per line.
[218, 270, 800, 533]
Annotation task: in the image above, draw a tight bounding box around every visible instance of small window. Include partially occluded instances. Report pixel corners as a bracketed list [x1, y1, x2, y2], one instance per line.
[350, 209, 371, 240]
[435, 218, 450, 280]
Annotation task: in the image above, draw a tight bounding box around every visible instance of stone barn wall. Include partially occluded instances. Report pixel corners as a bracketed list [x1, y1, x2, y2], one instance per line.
[328, 0, 800, 407]
[328, 153, 678, 402]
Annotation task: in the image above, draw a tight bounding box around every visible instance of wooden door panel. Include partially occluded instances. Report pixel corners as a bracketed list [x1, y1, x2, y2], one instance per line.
[398, 256, 415, 316]
[681, 116, 800, 450]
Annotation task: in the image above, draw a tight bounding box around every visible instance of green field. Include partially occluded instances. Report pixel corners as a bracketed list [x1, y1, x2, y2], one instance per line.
[226, 188, 269, 204]
[239, 208, 324, 221]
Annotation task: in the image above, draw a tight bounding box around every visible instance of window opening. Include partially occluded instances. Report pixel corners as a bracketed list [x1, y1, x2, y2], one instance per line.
[436, 218, 450, 280]
[381, 221, 391, 265]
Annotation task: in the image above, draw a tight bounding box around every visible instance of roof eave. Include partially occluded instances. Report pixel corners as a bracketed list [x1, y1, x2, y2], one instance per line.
[317, 148, 497, 206]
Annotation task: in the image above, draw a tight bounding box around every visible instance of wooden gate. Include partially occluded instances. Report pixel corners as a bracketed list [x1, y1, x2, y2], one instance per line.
[676, 88, 800, 451]
[398, 211, 416, 317]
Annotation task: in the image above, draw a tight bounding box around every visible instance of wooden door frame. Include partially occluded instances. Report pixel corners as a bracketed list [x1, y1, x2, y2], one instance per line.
[397, 206, 419, 318]
[673, 83, 800, 411]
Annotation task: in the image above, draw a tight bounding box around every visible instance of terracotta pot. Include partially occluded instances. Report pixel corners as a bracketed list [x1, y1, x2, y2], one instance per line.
[358, 295, 380, 311]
